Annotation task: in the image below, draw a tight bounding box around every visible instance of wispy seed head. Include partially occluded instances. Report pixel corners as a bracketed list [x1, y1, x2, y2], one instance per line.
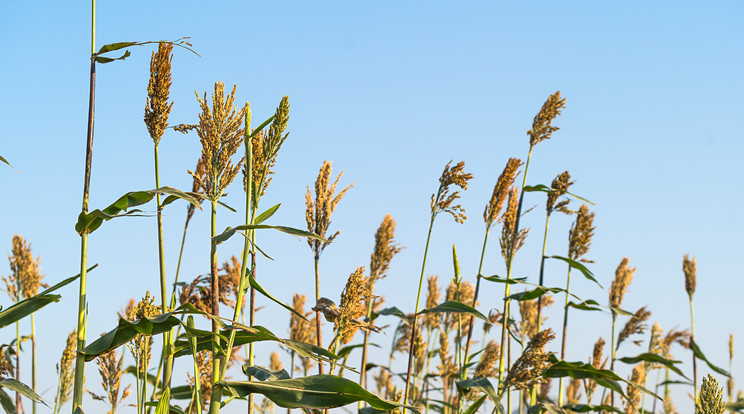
[484, 158, 523, 226]
[683, 253, 697, 299]
[503, 328, 555, 391]
[546, 170, 574, 215]
[431, 160, 473, 224]
[568, 205, 595, 262]
[369, 214, 402, 283]
[609, 257, 635, 310]
[617, 306, 652, 347]
[527, 91, 567, 147]
[305, 160, 354, 256]
[144, 42, 173, 145]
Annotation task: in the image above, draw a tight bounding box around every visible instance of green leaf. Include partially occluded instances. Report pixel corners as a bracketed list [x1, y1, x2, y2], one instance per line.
[567, 300, 603, 312]
[726, 398, 744, 412]
[124, 365, 158, 385]
[97, 41, 138, 54]
[543, 360, 627, 400]
[373, 306, 407, 322]
[0, 379, 47, 406]
[506, 286, 564, 301]
[96, 50, 131, 63]
[561, 404, 624, 413]
[0, 155, 18, 173]
[247, 272, 307, 322]
[523, 184, 594, 205]
[690, 339, 730, 377]
[213, 224, 323, 245]
[254, 204, 281, 225]
[0, 265, 95, 329]
[336, 343, 379, 360]
[217, 200, 237, 212]
[618, 353, 688, 379]
[609, 306, 634, 317]
[418, 300, 489, 323]
[249, 116, 275, 138]
[222, 375, 418, 412]
[155, 387, 170, 414]
[82, 312, 182, 361]
[169, 385, 194, 400]
[456, 377, 499, 407]
[76, 187, 200, 234]
[480, 275, 528, 284]
[243, 365, 290, 381]
[550, 256, 601, 288]
[463, 394, 487, 414]
[0, 388, 14, 414]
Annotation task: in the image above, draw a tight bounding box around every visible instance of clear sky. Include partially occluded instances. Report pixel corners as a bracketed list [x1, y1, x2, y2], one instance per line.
[1, 1, 743, 413]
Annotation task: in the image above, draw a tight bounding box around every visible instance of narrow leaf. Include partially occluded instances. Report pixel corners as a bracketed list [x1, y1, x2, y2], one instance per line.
[155, 388, 170, 414]
[550, 256, 601, 288]
[480, 275, 528, 284]
[506, 286, 564, 301]
[373, 306, 407, 322]
[0, 155, 18, 173]
[254, 204, 281, 225]
[456, 377, 499, 406]
[618, 353, 687, 379]
[463, 395, 487, 414]
[82, 313, 182, 361]
[248, 272, 307, 322]
[690, 339, 730, 377]
[0, 379, 47, 406]
[0, 388, 14, 414]
[213, 224, 323, 245]
[567, 301, 603, 312]
[243, 365, 290, 381]
[97, 41, 138, 54]
[418, 300, 489, 323]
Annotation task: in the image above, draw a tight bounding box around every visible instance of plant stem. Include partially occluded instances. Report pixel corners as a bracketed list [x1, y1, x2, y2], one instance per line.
[607, 312, 617, 408]
[15, 320, 20, 411]
[557, 267, 573, 406]
[154, 144, 173, 396]
[208, 200, 223, 414]
[690, 296, 697, 410]
[73, 2, 95, 408]
[360, 282, 378, 388]
[313, 254, 324, 374]
[462, 228, 490, 378]
[31, 313, 36, 414]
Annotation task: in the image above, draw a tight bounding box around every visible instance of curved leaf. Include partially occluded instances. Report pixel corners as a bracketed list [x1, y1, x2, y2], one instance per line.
[567, 300, 602, 312]
[523, 184, 594, 205]
[690, 339, 729, 377]
[0, 388, 14, 414]
[618, 353, 687, 379]
[0, 379, 47, 406]
[543, 360, 627, 400]
[418, 300, 489, 323]
[0, 265, 95, 329]
[456, 377, 499, 406]
[213, 224, 323, 245]
[372, 306, 407, 322]
[221, 375, 418, 412]
[463, 394, 487, 414]
[243, 365, 290, 381]
[550, 256, 601, 288]
[254, 204, 281, 225]
[83, 312, 182, 361]
[480, 275, 527, 284]
[154, 387, 170, 414]
[247, 271, 307, 322]
[561, 404, 624, 413]
[506, 286, 563, 302]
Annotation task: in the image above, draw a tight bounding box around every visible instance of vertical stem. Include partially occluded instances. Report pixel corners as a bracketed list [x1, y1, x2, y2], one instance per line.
[557, 268, 573, 406]
[154, 145, 173, 394]
[15, 321, 20, 411]
[31, 314, 36, 414]
[73, 2, 95, 409]
[313, 254, 324, 375]
[403, 215, 436, 410]
[359, 286, 377, 387]
[462, 229, 490, 377]
[690, 296, 697, 410]
[608, 313, 617, 408]
[208, 200, 223, 414]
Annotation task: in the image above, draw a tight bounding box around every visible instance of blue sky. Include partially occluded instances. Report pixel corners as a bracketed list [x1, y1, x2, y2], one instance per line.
[1, 1, 743, 413]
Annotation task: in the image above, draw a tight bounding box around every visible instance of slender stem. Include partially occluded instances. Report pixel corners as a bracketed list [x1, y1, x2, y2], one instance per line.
[608, 313, 617, 408]
[15, 321, 20, 411]
[153, 145, 173, 395]
[359, 285, 377, 387]
[462, 228, 490, 377]
[557, 267, 573, 406]
[313, 254, 324, 374]
[31, 314, 35, 414]
[651, 369, 661, 414]
[690, 296, 698, 410]
[403, 214, 436, 410]
[535, 214, 551, 331]
[72, 5, 96, 407]
[208, 200, 223, 414]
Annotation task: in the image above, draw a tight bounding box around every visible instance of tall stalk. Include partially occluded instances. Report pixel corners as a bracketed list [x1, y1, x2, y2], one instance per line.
[207, 200, 223, 414]
[556, 266, 573, 406]
[31, 313, 36, 414]
[683, 254, 698, 409]
[403, 161, 472, 411]
[73, 1, 96, 410]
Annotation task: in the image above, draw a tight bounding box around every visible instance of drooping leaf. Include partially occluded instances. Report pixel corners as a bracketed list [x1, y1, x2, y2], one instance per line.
[0, 379, 47, 406]
[97, 41, 138, 55]
[418, 300, 489, 323]
[550, 256, 601, 288]
[609, 306, 634, 317]
[221, 375, 418, 412]
[506, 286, 564, 301]
[658, 379, 693, 387]
[213, 224, 323, 245]
[247, 272, 307, 321]
[618, 353, 688, 379]
[372, 306, 407, 322]
[690, 339, 729, 377]
[243, 365, 291, 381]
[96, 50, 131, 64]
[76, 187, 200, 234]
[0, 388, 14, 414]
[0, 265, 95, 329]
[254, 204, 281, 225]
[543, 360, 627, 400]
[523, 184, 594, 205]
[82, 312, 182, 361]
[567, 300, 602, 312]
[456, 377, 499, 406]
[561, 404, 624, 413]
[336, 343, 379, 359]
[480, 275, 528, 284]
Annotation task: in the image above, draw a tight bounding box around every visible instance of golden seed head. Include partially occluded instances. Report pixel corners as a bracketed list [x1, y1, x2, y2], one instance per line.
[144, 42, 173, 145]
[127, 292, 160, 375]
[483, 310, 500, 335]
[683, 253, 697, 298]
[423, 275, 441, 330]
[431, 160, 473, 223]
[699, 374, 725, 414]
[220, 255, 242, 309]
[527, 91, 567, 147]
[290, 293, 316, 346]
[245, 96, 291, 197]
[190, 82, 246, 201]
[568, 204, 595, 262]
[444, 280, 475, 337]
[730, 334, 734, 361]
[585, 337, 606, 399]
[437, 329, 455, 379]
[305, 160, 354, 256]
[659, 328, 690, 360]
[617, 306, 652, 347]
[187, 350, 213, 412]
[609, 257, 636, 310]
[335, 267, 373, 344]
[369, 214, 402, 282]
[503, 328, 556, 391]
[89, 336, 131, 411]
[625, 364, 646, 414]
[565, 378, 582, 405]
[546, 170, 574, 215]
[55, 329, 77, 409]
[499, 187, 529, 262]
[484, 158, 523, 225]
[186, 157, 207, 223]
[474, 340, 500, 379]
[6, 235, 46, 301]
[269, 352, 283, 372]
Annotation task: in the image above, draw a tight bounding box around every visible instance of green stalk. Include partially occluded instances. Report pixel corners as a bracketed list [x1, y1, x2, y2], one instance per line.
[313, 254, 323, 375]
[606, 312, 617, 408]
[498, 145, 533, 383]
[557, 267, 573, 406]
[462, 228, 490, 378]
[208, 200, 223, 414]
[690, 296, 697, 409]
[31, 313, 36, 414]
[15, 320, 20, 411]
[189, 316, 203, 414]
[221, 109, 252, 377]
[403, 214, 436, 410]
[73, 1, 95, 410]
[359, 284, 377, 389]
[530, 211, 552, 406]
[154, 144, 173, 395]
